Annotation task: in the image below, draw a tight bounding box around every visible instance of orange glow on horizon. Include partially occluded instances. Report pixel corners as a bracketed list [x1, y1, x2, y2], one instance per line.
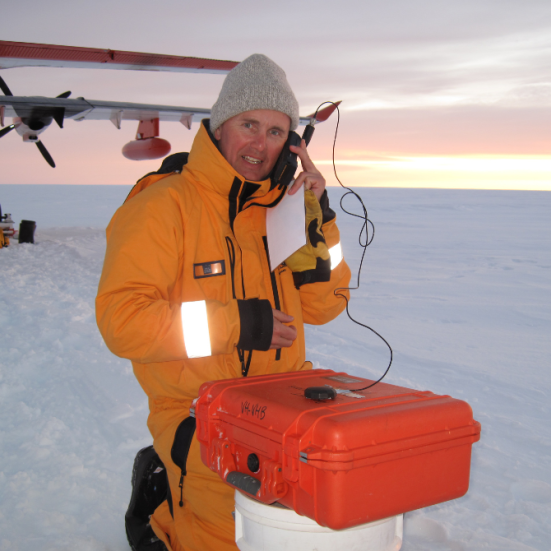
[315, 155, 551, 191]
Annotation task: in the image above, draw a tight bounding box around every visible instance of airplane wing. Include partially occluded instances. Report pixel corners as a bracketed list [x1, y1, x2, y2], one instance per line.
[0, 40, 238, 74]
[0, 41, 337, 127]
[0, 95, 210, 128]
[0, 95, 327, 128]
[0, 41, 340, 166]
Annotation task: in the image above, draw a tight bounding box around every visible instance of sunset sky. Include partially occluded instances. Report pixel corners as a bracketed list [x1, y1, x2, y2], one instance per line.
[1, 0, 550, 190]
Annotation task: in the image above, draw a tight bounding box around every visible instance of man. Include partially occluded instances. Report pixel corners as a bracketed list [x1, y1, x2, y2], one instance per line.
[96, 54, 350, 551]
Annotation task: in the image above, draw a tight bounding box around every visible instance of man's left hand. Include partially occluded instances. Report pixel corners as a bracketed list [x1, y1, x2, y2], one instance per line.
[287, 139, 326, 202]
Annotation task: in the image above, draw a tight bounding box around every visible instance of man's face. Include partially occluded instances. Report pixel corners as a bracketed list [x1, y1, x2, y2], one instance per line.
[214, 109, 291, 181]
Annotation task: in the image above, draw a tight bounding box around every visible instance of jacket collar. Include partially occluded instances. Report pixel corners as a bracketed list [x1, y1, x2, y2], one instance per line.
[186, 121, 271, 197]
[186, 121, 286, 211]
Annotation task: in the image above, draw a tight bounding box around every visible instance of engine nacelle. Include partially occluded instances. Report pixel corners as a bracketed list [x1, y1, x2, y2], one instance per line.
[122, 137, 171, 161]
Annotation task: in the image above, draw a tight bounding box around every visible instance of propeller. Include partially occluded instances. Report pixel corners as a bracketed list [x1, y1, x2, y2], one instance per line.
[0, 75, 13, 96]
[0, 124, 16, 138]
[0, 75, 58, 166]
[0, 121, 54, 166]
[35, 140, 56, 168]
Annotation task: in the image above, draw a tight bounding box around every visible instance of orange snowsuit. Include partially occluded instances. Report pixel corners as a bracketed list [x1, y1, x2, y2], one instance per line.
[96, 121, 351, 551]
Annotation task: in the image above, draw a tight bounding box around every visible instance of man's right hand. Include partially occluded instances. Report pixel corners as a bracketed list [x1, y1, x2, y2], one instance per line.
[270, 309, 297, 349]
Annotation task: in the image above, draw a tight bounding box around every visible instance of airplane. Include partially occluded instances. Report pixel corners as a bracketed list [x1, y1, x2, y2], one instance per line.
[0, 41, 339, 168]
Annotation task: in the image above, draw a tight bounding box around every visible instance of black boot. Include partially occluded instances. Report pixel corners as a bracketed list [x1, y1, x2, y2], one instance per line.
[125, 446, 169, 551]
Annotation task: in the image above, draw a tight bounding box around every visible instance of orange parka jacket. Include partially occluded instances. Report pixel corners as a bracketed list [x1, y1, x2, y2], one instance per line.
[96, 121, 351, 550]
[97, 121, 350, 410]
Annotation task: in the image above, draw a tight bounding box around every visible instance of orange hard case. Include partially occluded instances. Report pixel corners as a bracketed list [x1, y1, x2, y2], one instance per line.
[192, 369, 481, 530]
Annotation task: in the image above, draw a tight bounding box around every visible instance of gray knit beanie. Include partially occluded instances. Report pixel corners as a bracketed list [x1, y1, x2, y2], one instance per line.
[210, 54, 299, 134]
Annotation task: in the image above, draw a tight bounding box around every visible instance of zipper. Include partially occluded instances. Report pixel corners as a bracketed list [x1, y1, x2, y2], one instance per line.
[225, 236, 237, 300]
[226, 235, 253, 376]
[262, 236, 281, 361]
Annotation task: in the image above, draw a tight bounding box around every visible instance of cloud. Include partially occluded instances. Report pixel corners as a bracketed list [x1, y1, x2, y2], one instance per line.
[497, 83, 551, 107]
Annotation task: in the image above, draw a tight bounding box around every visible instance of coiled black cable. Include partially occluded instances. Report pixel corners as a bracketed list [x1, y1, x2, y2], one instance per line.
[313, 101, 393, 391]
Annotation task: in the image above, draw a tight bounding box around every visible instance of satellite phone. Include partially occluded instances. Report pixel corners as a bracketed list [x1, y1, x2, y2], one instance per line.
[271, 122, 315, 188]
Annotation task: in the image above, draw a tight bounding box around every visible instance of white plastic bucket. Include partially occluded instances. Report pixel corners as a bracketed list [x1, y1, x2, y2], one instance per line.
[234, 491, 403, 551]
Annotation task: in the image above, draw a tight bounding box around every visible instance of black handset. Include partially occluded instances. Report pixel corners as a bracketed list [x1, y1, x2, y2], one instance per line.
[271, 123, 315, 187]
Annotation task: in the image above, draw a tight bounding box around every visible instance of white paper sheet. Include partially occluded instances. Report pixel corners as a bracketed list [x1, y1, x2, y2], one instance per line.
[265, 185, 306, 270]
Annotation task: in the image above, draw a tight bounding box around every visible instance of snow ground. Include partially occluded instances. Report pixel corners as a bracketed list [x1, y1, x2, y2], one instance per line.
[0, 184, 550, 551]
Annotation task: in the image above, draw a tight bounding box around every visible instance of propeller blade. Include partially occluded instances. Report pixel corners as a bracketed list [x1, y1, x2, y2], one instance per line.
[52, 107, 66, 129]
[35, 140, 56, 168]
[56, 91, 71, 99]
[0, 124, 15, 138]
[0, 75, 13, 96]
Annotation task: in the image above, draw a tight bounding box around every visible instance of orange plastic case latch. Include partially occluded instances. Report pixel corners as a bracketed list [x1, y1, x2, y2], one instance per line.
[261, 460, 287, 500]
[211, 437, 237, 479]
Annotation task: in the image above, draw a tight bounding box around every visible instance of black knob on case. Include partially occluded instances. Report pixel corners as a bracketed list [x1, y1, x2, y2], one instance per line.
[304, 386, 337, 401]
[247, 453, 260, 473]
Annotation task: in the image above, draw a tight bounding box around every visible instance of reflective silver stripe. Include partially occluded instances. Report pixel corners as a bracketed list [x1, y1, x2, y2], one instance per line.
[181, 300, 212, 358]
[329, 242, 343, 269]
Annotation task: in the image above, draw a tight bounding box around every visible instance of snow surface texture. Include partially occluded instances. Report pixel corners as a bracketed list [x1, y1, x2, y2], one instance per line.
[0, 184, 550, 551]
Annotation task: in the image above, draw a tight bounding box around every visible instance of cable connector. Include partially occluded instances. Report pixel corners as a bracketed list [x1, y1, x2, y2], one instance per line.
[302, 122, 315, 146]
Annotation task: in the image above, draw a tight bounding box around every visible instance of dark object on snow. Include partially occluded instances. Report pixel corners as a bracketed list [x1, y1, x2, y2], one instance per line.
[125, 445, 169, 551]
[18, 220, 36, 244]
